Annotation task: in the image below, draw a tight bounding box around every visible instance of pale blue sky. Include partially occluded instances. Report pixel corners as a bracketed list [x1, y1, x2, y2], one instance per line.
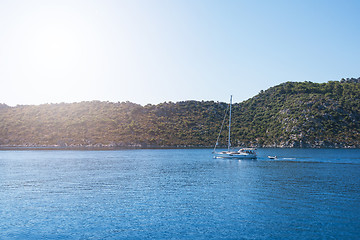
[0, 0, 359, 106]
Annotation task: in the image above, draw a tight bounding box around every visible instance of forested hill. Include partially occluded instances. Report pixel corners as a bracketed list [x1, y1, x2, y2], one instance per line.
[0, 78, 360, 148]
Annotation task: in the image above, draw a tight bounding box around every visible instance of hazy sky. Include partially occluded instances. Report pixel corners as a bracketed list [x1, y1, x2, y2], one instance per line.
[0, 0, 359, 106]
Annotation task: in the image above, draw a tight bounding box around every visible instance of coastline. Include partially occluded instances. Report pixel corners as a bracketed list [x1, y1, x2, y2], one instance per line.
[0, 145, 212, 151]
[0, 144, 358, 150]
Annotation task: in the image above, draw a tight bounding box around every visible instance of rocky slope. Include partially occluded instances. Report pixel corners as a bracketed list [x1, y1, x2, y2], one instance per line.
[0, 78, 359, 148]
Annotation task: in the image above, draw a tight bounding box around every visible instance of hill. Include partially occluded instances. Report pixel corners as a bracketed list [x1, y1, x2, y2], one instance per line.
[232, 78, 360, 148]
[0, 78, 359, 148]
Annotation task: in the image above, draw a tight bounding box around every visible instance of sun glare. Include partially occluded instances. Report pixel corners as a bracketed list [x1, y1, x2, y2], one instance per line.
[27, 23, 81, 73]
[17, 7, 92, 104]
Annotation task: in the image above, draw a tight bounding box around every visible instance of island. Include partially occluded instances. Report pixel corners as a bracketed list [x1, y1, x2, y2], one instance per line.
[0, 78, 359, 149]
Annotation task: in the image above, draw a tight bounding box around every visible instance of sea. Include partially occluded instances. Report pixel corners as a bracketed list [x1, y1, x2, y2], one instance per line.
[0, 148, 359, 239]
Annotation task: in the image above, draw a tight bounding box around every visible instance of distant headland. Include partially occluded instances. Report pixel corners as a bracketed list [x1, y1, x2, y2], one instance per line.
[1, 78, 359, 149]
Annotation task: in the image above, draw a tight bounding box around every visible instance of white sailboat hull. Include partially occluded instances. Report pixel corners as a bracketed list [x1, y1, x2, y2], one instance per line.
[213, 150, 257, 159]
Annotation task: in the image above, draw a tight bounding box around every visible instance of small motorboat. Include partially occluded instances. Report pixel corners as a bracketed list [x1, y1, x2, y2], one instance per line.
[268, 156, 277, 160]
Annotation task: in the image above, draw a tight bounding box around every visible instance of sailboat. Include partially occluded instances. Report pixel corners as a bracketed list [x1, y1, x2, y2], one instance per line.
[212, 95, 257, 159]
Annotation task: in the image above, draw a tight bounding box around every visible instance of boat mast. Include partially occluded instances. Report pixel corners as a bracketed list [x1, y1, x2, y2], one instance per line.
[228, 95, 232, 152]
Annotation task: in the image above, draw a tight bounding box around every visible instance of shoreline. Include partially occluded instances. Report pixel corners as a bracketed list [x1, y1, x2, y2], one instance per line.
[0, 145, 213, 151]
[0, 145, 359, 150]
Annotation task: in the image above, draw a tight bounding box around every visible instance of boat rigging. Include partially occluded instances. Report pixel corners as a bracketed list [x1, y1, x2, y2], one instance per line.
[213, 95, 257, 159]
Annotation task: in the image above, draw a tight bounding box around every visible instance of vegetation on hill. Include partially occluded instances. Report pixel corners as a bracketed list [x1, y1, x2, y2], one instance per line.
[232, 78, 360, 147]
[0, 78, 359, 148]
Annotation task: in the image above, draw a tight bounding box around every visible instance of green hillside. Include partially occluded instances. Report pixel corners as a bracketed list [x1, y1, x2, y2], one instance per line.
[232, 78, 360, 148]
[0, 78, 359, 148]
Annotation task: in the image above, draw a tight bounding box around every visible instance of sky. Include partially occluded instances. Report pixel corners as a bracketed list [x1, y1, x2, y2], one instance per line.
[0, 0, 359, 106]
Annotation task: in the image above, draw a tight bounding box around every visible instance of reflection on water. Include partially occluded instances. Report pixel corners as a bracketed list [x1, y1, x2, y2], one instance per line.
[0, 149, 359, 239]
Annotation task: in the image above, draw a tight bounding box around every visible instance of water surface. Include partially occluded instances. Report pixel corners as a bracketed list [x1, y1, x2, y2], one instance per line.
[0, 149, 359, 239]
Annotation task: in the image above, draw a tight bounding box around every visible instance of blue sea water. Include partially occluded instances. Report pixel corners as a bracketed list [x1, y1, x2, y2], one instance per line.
[0, 148, 359, 239]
